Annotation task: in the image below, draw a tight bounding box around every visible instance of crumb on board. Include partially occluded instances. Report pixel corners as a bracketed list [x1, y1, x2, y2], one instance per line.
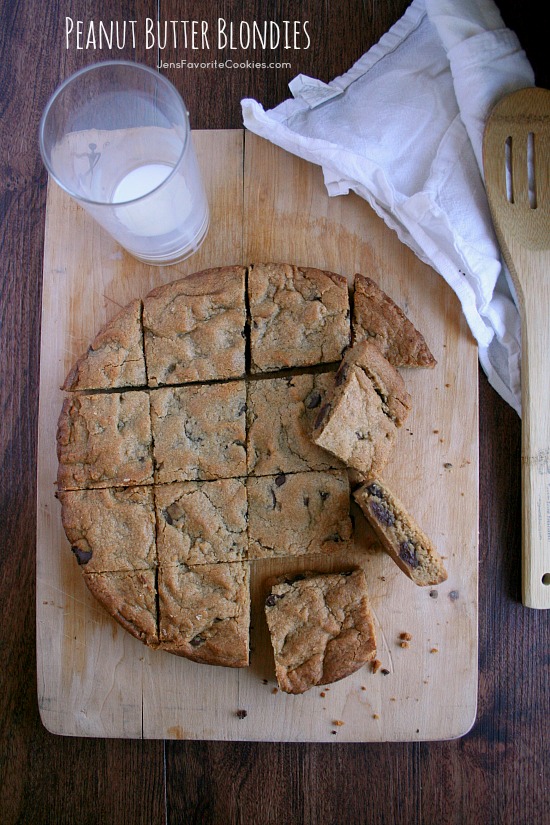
[236, 709, 247, 719]
[331, 730, 337, 735]
[400, 641, 410, 649]
[320, 691, 326, 697]
[430, 647, 439, 653]
[262, 679, 268, 685]
[399, 632, 412, 641]
[372, 714, 380, 720]
[371, 659, 382, 674]
[361, 686, 367, 691]
[272, 687, 279, 694]
[429, 590, 438, 599]
[381, 668, 390, 675]
[332, 720, 344, 727]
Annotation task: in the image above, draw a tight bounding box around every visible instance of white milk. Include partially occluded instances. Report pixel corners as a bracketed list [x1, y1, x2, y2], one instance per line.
[112, 162, 193, 237]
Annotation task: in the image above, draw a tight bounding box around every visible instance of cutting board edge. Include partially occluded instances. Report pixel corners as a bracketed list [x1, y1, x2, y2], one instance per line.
[36, 128, 480, 743]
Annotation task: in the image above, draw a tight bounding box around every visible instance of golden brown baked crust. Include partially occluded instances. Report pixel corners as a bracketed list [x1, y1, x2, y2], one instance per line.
[247, 470, 352, 560]
[150, 382, 247, 483]
[155, 479, 248, 566]
[58, 486, 156, 573]
[56, 391, 154, 490]
[264, 569, 377, 694]
[353, 479, 447, 586]
[84, 569, 158, 645]
[312, 341, 412, 477]
[246, 372, 344, 476]
[143, 266, 246, 386]
[352, 274, 436, 367]
[248, 263, 350, 373]
[158, 562, 250, 667]
[62, 299, 147, 391]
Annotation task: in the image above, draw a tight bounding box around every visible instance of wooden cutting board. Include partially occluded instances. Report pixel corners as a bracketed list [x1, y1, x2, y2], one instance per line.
[37, 129, 478, 741]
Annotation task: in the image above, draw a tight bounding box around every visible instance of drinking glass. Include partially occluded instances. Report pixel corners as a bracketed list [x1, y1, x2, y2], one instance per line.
[39, 61, 209, 265]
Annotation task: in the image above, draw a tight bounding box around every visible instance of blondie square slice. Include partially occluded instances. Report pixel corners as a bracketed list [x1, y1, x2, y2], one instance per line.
[352, 274, 436, 367]
[58, 486, 156, 573]
[248, 263, 350, 373]
[247, 470, 352, 560]
[246, 373, 344, 476]
[62, 299, 147, 391]
[155, 479, 248, 566]
[312, 340, 412, 477]
[56, 391, 153, 490]
[143, 266, 246, 386]
[264, 569, 377, 694]
[150, 382, 247, 484]
[158, 562, 250, 667]
[83, 569, 158, 646]
[353, 479, 447, 586]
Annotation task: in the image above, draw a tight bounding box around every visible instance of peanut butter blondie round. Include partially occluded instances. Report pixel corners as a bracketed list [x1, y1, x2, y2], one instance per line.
[56, 262, 438, 679]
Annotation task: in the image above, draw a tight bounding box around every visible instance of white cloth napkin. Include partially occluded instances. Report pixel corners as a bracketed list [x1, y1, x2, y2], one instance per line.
[241, 0, 534, 415]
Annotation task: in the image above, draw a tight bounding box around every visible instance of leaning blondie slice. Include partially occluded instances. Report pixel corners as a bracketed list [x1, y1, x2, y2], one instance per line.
[248, 263, 350, 373]
[247, 470, 352, 560]
[353, 479, 447, 586]
[158, 562, 250, 667]
[264, 569, 377, 694]
[311, 340, 411, 477]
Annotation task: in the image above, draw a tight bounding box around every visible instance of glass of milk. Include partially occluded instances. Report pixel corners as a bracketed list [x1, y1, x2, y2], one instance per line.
[39, 61, 209, 265]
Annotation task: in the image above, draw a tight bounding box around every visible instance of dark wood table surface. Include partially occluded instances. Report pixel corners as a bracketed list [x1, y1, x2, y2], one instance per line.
[1, 2, 548, 823]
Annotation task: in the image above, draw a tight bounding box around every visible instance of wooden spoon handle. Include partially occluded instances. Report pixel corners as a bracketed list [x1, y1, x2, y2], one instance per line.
[518, 250, 550, 608]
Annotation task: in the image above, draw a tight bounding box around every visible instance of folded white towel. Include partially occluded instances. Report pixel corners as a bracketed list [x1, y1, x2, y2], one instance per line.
[242, 0, 534, 415]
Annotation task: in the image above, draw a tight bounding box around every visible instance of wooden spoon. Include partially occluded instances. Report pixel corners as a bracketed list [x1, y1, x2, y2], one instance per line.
[483, 87, 550, 608]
